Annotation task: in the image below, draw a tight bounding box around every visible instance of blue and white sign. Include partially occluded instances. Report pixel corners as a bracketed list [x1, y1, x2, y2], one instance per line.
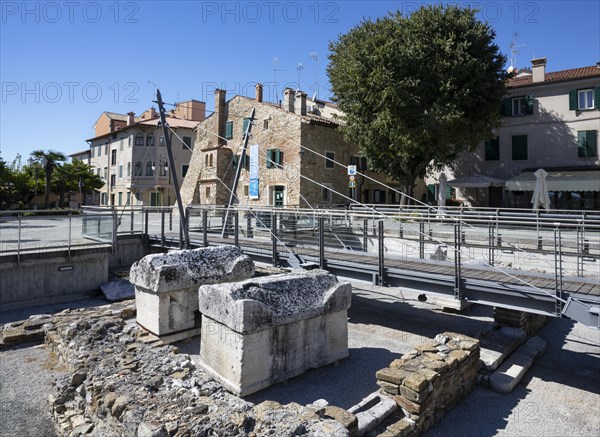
[348, 165, 357, 176]
[249, 144, 259, 199]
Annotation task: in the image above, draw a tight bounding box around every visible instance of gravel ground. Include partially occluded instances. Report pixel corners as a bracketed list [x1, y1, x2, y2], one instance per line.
[0, 343, 66, 437]
[1, 283, 599, 437]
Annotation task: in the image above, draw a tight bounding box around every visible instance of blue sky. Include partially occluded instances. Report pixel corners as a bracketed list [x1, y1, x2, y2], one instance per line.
[1, 1, 599, 165]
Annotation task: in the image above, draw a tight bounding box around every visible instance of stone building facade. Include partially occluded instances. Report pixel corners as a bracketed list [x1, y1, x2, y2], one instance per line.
[180, 85, 420, 208]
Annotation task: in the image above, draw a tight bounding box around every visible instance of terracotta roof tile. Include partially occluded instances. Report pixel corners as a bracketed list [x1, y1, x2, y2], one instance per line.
[507, 65, 600, 88]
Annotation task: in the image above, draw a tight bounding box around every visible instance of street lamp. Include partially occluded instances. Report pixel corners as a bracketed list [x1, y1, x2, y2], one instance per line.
[27, 156, 44, 210]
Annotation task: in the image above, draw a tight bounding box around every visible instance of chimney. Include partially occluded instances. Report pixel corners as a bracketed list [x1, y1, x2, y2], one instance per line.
[531, 57, 547, 83]
[295, 90, 307, 116]
[283, 88, 295, 113]
[148, 107, 156, 119]
[255, 83, 263, 102]
[127, 112, 135, 125]
[215, 89, 226, 145]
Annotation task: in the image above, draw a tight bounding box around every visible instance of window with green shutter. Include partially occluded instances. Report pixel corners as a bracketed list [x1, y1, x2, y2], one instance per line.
[242, 118, 251, 134]
[485, 137, 500, 161]
[511, 96, 534, 116]
[511, 135, 528, 160]
[232, 155, 239, 169]
[266, 149, 283, 168]
[578, 130, 598, 157]
[571, 88, 600, 110]
[225, 121, 233, 139]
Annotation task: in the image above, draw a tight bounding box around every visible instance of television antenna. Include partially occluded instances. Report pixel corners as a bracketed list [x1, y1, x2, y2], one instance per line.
[509, 32, 526, 71]
[296, 63, 305, 91]
[310, 52, 318, 100]
[272, 57, 286, 103]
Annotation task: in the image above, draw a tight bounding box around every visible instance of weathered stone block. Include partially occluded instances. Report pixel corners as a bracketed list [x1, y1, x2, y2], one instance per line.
[130, 246, 254, 336]
[198, 270, 351, 396]
[376, 367, 411, 385]
[399, 384, 431, 404]
[323, 406, 358, 436]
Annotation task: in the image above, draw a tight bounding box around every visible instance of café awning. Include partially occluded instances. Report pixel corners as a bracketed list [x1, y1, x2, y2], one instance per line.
[447, 175, 505, 188]
[505, 169, 600, 192]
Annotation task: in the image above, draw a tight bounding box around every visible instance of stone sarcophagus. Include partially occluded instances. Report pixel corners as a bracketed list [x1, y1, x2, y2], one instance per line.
[129, 246, 254, 337]
[198, 270, 352, 396]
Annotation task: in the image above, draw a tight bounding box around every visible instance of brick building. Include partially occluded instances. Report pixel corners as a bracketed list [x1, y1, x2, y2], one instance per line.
[180, 85, 424, 208]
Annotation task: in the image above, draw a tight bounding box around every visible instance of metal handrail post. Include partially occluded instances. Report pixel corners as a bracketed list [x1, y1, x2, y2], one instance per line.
[130, 208, 134, 233]
[112, 207, 117, 253]
[272, 212, 279, 267]
[378, 220, 385, 286]
[68, 211, 72, 260]
[185, 207, 190, 249]
[363, 219, 368, 253]
[554, 225, 563, 317]
[202, 209, 208, 247]
[234, 211, 239, 247]
[419, 220, 425, 259]
[17, 214, 22, 264]
[319, 215, 325, 269]
[488, 223, 495, 266]
[161, 209, 165, 247]
[144, 208, 149, 245]
[454, 222, 462, 300]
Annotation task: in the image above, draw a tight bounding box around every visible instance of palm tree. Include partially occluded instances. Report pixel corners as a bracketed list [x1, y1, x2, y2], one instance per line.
[31, 150, 66, 208]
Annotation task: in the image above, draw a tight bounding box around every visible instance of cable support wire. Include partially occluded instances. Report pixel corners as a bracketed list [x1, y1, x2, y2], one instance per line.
[168, 109, 563, 303]
[298, 144, 554, 270]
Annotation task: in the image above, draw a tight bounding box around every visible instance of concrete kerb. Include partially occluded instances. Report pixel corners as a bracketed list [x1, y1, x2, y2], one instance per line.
[489, 336, 547, 394]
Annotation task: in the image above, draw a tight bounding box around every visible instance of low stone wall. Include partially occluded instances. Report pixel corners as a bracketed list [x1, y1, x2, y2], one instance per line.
[34, 302, 351, 436]
[375, 332, 480, 437]
[493, 307, 548, 337]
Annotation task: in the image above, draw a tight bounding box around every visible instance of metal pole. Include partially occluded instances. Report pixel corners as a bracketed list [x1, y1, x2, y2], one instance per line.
[363, 218, 368, 253]
[161, 209, 165, 247]
[155, 89, 188, 247]
[378, 220, 385, 286]
[319, 215, 325, 269]
[144, 208, 149, 244]
[488, 223, 495, 267]
[272, 212, 279, 267]
[222, 108, 256, 238]
[68, 211, 72, 260]
[17, 214, 21, 264]
[112, 207, 117, 253]
[454, 222, 462, 300]
[202, 209, 208, 247]
[185, 207, 190, 249]
[554, 226, 563, 317]
[419, 220, 425, 259]
[234, 211, 239, 247]
[246, 213, 252, 238]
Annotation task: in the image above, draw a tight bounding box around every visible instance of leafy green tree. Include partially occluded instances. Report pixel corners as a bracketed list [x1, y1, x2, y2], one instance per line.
[31, 150, 66, 208]
[52, 160, 103, 207]
[327, 5, 509, 202]
[0, 158, 35, 209]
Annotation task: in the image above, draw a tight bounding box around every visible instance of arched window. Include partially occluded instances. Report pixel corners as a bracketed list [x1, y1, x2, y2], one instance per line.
[146, 134, 154, 146]
[159, 135, 165, 146]
[135, 133, 144, 146]
[146, 161, 154, 176]
[209, 153, 214, 167]
[160, 162, 168, 177]
[134, 161, 142, 176]
[204, 154, 209, 167]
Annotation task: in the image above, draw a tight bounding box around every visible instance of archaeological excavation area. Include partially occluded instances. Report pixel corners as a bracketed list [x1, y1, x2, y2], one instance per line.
[0, 245, 597, 437]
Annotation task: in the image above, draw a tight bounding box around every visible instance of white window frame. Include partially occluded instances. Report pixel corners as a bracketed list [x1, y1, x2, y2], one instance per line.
[578, 89, 594, 110]
[512, 97, 527, 116]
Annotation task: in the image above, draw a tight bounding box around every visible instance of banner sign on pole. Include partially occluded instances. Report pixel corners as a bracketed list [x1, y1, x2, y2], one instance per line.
[249, 144, 259, 199]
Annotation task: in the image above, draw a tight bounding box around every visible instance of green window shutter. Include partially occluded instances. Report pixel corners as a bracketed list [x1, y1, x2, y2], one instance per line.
[569, 90, 577, 110]
[512, 135, 528, 160]
[525, 95, 534, 115]
[485, 137, 500, 161]
[241, 154, 247, 168]
[501, 98, 512, 116]
[578, 130, 598, 157]
[232, 155, 239, 168]
[274, 149, 282, 166]
[242, 118, 251, 133]
[445, 186, 453, 199]
[225, 121, 233, 139]
[595, 88, 600, 109]
[266, 149, 273, 168]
